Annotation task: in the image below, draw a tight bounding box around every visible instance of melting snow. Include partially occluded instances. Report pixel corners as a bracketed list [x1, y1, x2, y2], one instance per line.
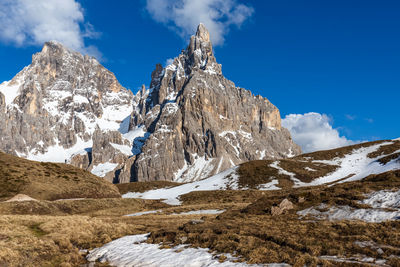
[91, 162, 118, 177]
[175, 154, 215, 183]
[87, 233, 286, 267]
[258, 179, 280, 190]
[123, 125, 147, 142]
[298, 189, 400, 223]
[362, 189, 400, 209]
[123, 167, 239, 205]
[298, 204, 400, 223]
[125, 210, 162, 217]
[172, 209, 225, 215]
[110, 143, 133, 156]
[26, 138, 92, 163]
[307, 142, 400, 186]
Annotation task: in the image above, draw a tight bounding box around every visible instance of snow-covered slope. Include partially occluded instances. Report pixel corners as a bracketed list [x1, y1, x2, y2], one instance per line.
[239, 139, 400, 189]
[123, 140, 400, 204]
[123, 167, 239, 205]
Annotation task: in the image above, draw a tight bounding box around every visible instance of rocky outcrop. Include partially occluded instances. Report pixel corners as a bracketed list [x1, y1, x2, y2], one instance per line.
[121, 23, 301, 183]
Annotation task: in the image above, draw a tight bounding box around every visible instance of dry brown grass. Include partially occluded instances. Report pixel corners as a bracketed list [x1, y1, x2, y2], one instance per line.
[116, 180, 181, 195]
[0, 215, 140, 267]
[0, 198, 169, 217]
[0, 152, 120, 201]
[148, 170, 400, 266]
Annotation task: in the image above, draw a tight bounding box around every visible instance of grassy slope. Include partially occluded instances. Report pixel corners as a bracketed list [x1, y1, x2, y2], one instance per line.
[150, 170, 400, 266]
[238, 140, 400, 189]
[1, 141, 400, 266]
[0, 151, 121, 201]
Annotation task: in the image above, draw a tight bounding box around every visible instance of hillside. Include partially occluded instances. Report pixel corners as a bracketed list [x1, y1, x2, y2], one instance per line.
[122, 139, 400, 204]
[0, 151, 120, 201]
[1, 140, 400, 266]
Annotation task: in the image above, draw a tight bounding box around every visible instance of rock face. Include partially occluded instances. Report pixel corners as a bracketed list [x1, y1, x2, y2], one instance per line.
[0, 41, 134, 181]
[0, 24, 301, 183]
[121, 24, 301, 183]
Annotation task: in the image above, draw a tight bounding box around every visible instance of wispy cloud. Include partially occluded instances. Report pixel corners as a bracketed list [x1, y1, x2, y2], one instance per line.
[345, 114, 356, 120]
[145, 0, 254, 46]
[282, 112, 356, 153]
[0, 0, 100, 58]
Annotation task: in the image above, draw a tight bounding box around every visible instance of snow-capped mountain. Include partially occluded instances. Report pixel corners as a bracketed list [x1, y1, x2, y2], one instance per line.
[0, 41, 135, 180]
[0, 24, 300, 183]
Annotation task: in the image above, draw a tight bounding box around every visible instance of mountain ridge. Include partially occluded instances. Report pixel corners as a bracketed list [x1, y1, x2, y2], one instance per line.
[0, 24, 300, 183]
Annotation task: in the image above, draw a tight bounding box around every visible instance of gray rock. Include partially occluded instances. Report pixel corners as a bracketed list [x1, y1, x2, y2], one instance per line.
[0, 41, 133, 179]
[124, 24, 301, 182]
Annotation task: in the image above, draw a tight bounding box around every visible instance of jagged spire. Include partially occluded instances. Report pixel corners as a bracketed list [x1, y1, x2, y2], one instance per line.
[195, 23, 210, 42]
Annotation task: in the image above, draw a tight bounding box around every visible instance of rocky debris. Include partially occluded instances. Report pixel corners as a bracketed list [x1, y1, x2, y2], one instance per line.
[121, 23, 301, 183]
[5, 194, 37, 202]
[271, 198, 294, 216]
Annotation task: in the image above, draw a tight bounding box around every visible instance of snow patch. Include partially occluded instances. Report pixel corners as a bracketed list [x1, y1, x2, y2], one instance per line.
[110, 143, 133, 156]
[91, 162, 118, 178]
[0, 80, 21, 106]
[125, 210, 162, 217]
[87, 233, 283, 267]
[298, 189, 400, 223]
[176, 154, 216, 183]
[123, 167, 239, 205]
[27, 138, 92, 163]
[308, 142, 399, 186]
[258, 179, 280, 190]
[172, 209, 225, 215]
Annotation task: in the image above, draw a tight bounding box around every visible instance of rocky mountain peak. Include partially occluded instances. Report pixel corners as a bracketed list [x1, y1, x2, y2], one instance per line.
[186, 23, 220, 75]
[196, 23, 211, 42]
[0, 41, 134, 169]
[0, 24, 301, 184]
[120, 23, 301, 183]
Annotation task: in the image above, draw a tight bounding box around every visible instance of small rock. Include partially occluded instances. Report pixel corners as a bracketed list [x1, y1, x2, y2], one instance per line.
[271, 198, 294, 216]
[190, 219, 204, 225]
[271, 206, 283, 216]
[279, 198, 294, 210]
[298, 197, 305, 203]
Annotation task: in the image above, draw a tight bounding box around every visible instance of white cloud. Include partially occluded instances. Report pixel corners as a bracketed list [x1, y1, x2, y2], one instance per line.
[282, 112, 354, 153]
[145, 0, 254, 46]
[0, 0, 100, 57]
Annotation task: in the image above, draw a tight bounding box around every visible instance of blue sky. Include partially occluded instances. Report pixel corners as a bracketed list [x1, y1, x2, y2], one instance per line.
[0, 0, 399, 150]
